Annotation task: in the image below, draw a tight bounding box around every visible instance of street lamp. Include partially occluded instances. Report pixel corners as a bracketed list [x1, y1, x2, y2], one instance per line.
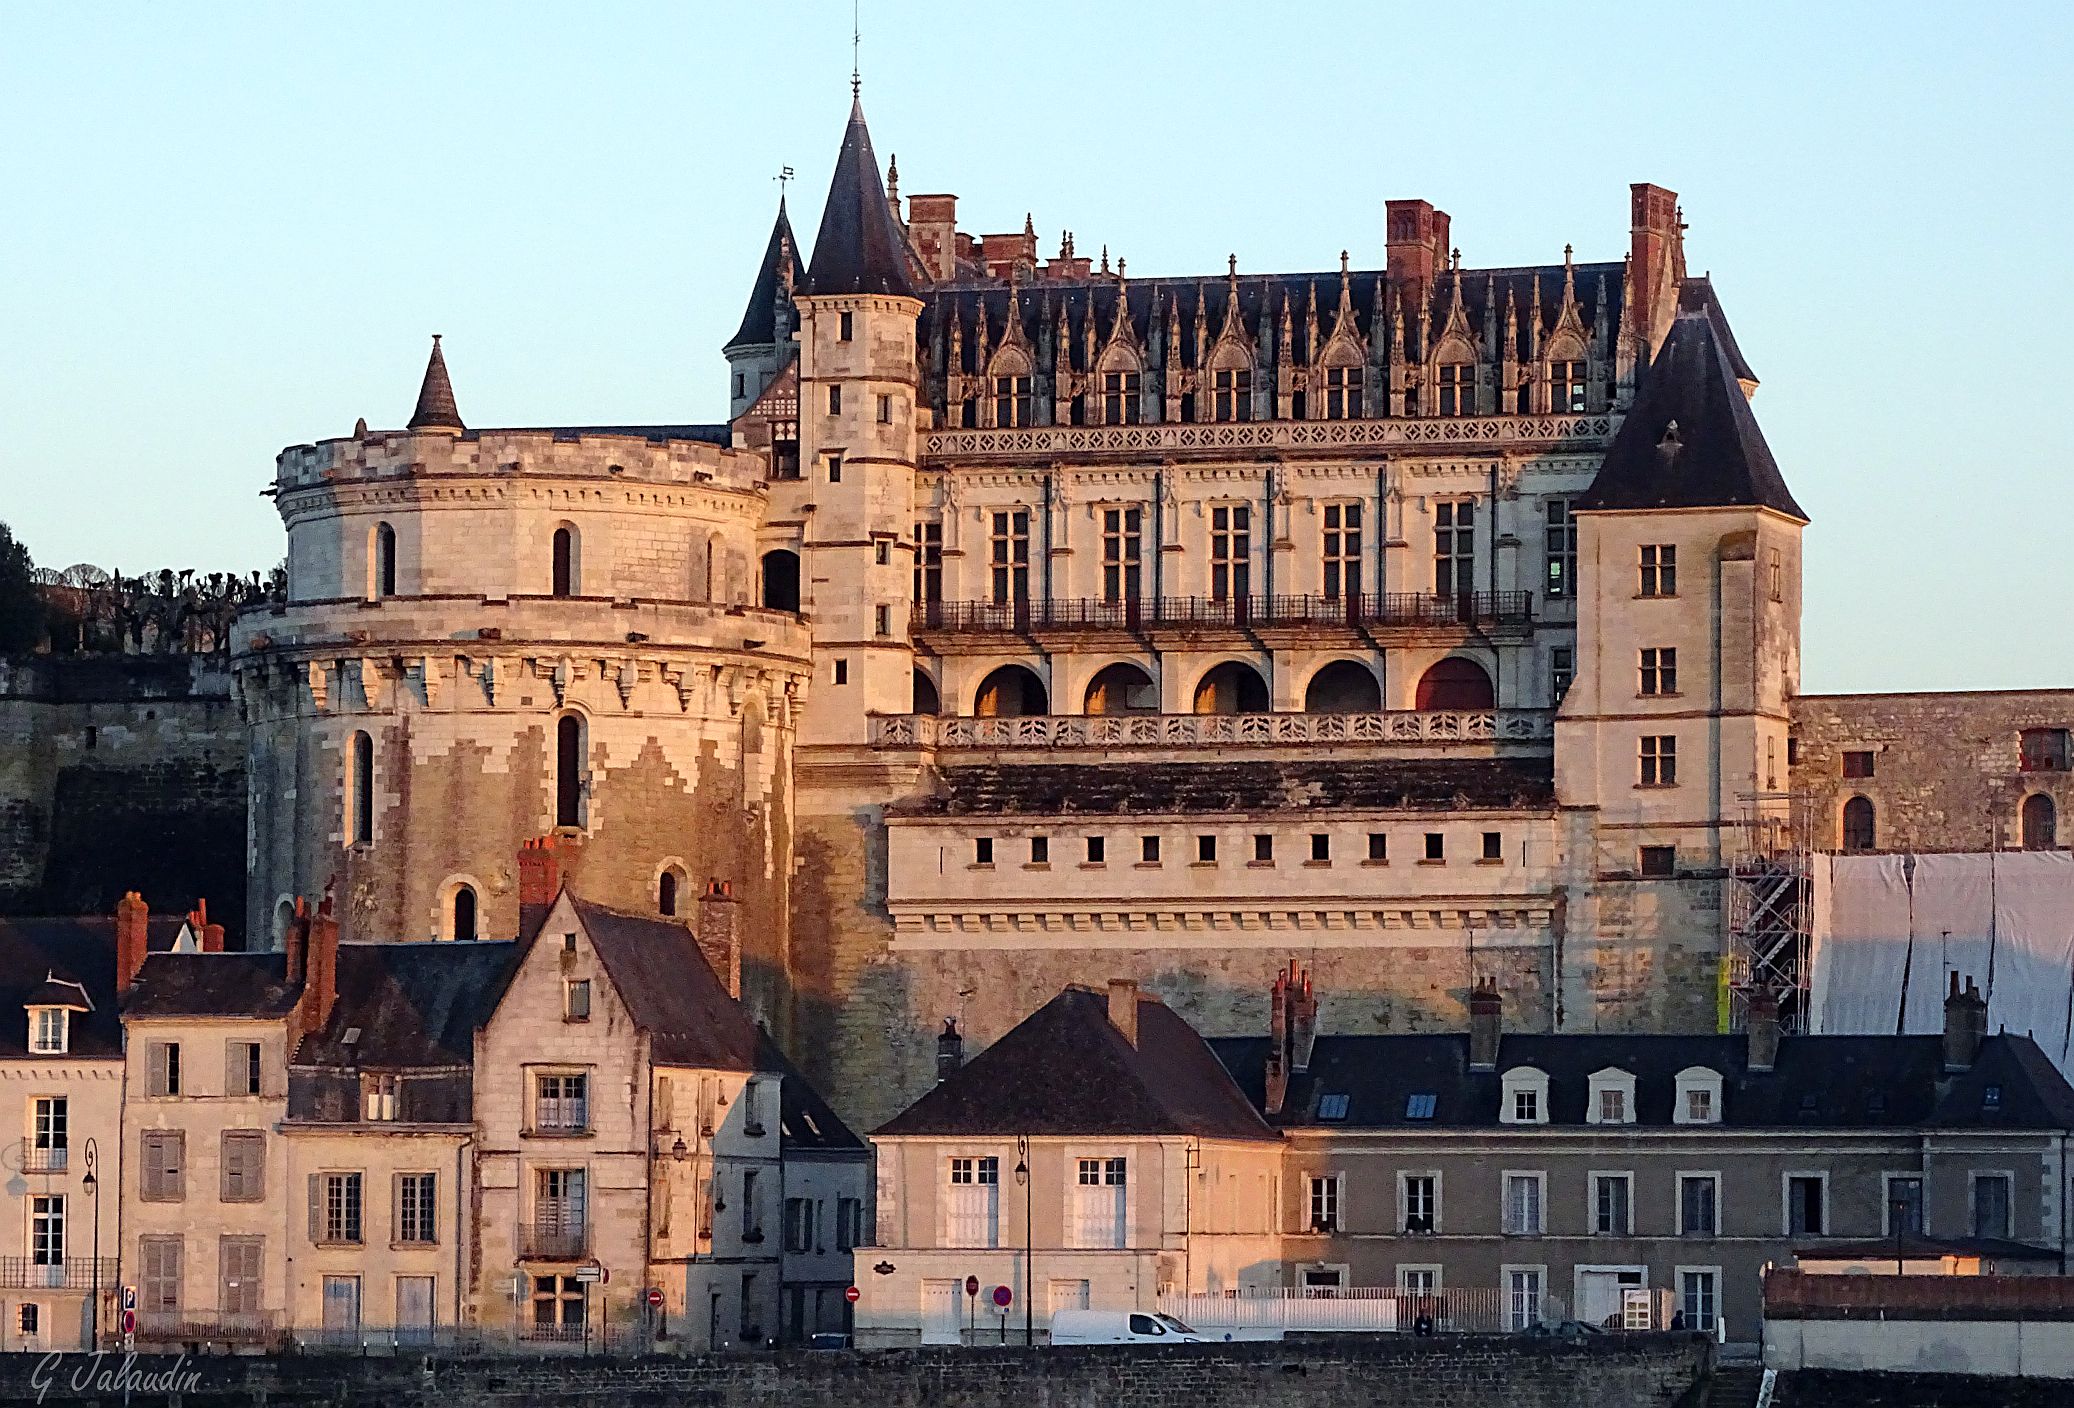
[1014, 1135, 1032, 1346]
[81, 1138, 101, 1352]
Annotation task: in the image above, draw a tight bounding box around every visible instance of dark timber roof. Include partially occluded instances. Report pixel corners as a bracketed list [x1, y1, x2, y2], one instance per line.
[292, 942, 517, 1069]
[727, 198, 806, 351]
[1576, 279, 1805, 519]
[802, 97, 918, 299]
[0, 915, 182, 1058]
[878, 985, 1279, 1141]
[570, 897, 777, 1073]
[406, 335, 464, 431]
[890, 758, 1557, 818]
[124, 951, 302, 1019]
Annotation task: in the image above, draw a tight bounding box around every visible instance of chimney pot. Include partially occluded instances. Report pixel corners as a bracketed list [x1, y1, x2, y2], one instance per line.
[1944, 971, 1988, 1071]
[1107, 978, 1139, 1048]
[1468, 977, 1503, 1071]
[115, 891, 151, 996]
[935, 1018, 964, 1083]
[1747, 989, 1783, 1072]
[696, 878, 743, 1001]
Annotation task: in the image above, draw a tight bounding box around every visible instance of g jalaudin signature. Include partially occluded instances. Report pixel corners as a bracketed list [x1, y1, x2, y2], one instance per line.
[30, 1351, 203, 1405]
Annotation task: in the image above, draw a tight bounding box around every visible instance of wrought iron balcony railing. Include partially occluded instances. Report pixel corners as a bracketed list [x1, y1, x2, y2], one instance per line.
[871, 708, 1553, 751]
[135, 1309, 280, 1343]
[0, 1257, 117, 1290]
[520, 1218, 588, 1261]
[21, 1146, 68, 1174]
[911, 591, 1532, 636]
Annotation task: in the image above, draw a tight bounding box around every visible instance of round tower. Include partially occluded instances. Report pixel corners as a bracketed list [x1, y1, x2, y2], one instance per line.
[231, 341, 811, 1018]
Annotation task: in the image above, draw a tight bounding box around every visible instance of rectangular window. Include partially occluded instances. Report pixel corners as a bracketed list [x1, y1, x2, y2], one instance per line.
[874, 538, 891, 566]
[535, 1168, 586, 1246]
[140, 1237, 182, 1314]
[836, 1197, 864, 1252]
[141, 1129, 185, 1202]
[838, 311, 853, 342]
[1512, 1088, 1540, 1123]
[1101, 507, 1143, 604]
[1786, 1176, 1826, 1236]
[1086, 835, 1106, 864]
[1679, 1175, 1719, 1237]
[1366, 832, 1387, 863]
[1310, 833, 1331, 863]
[785, 1197, 815, 1254]
[1402, 1175, 1438, 1234]
[1211, 366, 1252, 422]
[1640, 845, 1677, 878]
[993, 373, 1034, 427]
[2020, 728, 2071, 773]
[874, 603, 891, 636]
[1842, 750, 1875, 779]
[228, 1040, 262, 1096]
[825, 452, 842, 483]
[827, 385, 842, 416]
[1768, 547, 1783, 602]
[363, 1072, 400, 1120]
[30, 1096, 66, 1173]
[148, 1041, 182, 1097]
[320, 1171, 365, 1245]
[1210, 505, 1252, 601]
[876, 393, 892, 424]
[1252, 833, 1274, 863]
[1424, 832, 1444, 862]
[530, 1273, 585, 1334]
[1639, 544, 1677, 597]
[1592, 1174, 1632, 1235]
[1308, 1175, 1341, 1231]
[1400, 1266, 1440, 1297]
[1438, 361, 1476, 417]
[1507, 1268, 1545, 1332]
[771, 425, 800, 479]
[1100, 368, 1142, 424]
[1679, 1269, 1719, 1334]
[219, 1235, 263, 1315]
[1434, 499, 1475, 595]
[221, 1130, 266, 1202]
[1552, 360, 1588, 414]
[1481, 831, 1502, 862]
[30, 1008, 67, 1054]
[946, 1156, 1001, 1247]
[832, 658, 848, 686]
[974, 837, 993, 866]
[1141, 835, 1161, 864]
[989, 510, 1031, 607]
[396, 1172, 438, 1245]
[29, 1194, 64, 1267]
[912, 521, 943, 604]
[1640, 647, 1678, 696]
[1072, 1157, 1128, 1249]
[1322, 503, 1363, 600]
[1322, 363, 1363, 420]
[1971, 1174, 2012, 1240]
[535, 1072, 590, 1132]
[1551, 646, 1574, 706]
[1196, 835, 1218, 864]
[1503, 1173, 1544, 1235]
[1028, 835, 1049, 865]
[1640, 735, 1678, 787]
[1543, 499, 1577, 598]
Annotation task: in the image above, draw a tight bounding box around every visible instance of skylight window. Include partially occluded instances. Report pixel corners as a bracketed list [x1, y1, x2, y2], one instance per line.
[1405, 1093, 1437, 1120]
[1317, 1093, 1350, 1121]
[1983, 1085, 2002, 1113]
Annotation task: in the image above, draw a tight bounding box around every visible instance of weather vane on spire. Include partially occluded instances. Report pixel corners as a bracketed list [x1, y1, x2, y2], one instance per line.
[851, 0, 861, 97]
[775, 165, 795, 198]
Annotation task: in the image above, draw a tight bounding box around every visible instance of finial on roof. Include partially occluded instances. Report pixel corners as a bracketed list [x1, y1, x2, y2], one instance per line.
[1340, 250, 1350, 275]
[886, 153, 898, 202]
[407, 334, 463, 432]
[1100, 244, 1110, 275]
[1228, 253, 1238, 278]
[1564, 242, 1574, 269]
[1116, 256, 1125, 281]
[1024, 211, 1035, 240]
[1450, 247, 1462, 272]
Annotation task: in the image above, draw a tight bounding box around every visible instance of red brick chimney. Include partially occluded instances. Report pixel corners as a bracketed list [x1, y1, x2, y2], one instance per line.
[307, 891, 340, 1033]
[1289, 962, 1318, 1074]
[284, 896, 309, 986]
[187, 898, 225, 953]
[1265, 965, 1291, 1116]
[695, 879, 741, 1000]
[116, 890, 150, 995]
[1386, 199, 1443, 293]
[517, 835, 562, 940]
[1628, 182, 1681, 344]
[1468, 977, 1503, 1072]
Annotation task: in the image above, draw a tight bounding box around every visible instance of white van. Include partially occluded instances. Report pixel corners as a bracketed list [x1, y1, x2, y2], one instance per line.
[1047, 1310, 1206, 1345]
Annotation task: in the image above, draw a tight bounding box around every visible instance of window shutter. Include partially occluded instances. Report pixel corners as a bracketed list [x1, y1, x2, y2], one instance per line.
[149, 1043, 167, 1095]
[308, 1173, 321, 1243]
[165, 1132, 184, 1199]
[224, 1039, 240, 1095]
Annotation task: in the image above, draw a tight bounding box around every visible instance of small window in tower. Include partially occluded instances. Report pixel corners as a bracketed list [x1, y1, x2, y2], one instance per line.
[1252, 833, 1274, 864]
[875, 540, 891, 566]
[832, 659, 849, 686]
[1481, 831, 1502, 862]
[1140, 835, 1161, 865]
[1423, 833, 1444, 862]
[827, 386, 842, 416]
[1028, 836, 1049, 866]
[877, 394, 892, 424]
[1639, 845, 1677, 878]
[734, 372, 745, 399]
[874, 604, 891, 636]
[1367, 833, 1387, 863]
[1086, 836, 1106, 865]
[826, 454, 843, 484]
[974, 837, 994, 867]
[1196, 835, 1218, 864]
[1310, 833, 1331, 863]
[838, 312, 854, 342]
[1842, 750, 1875, 779]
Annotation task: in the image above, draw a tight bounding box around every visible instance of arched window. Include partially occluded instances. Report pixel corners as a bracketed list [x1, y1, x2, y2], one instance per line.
[658, 866, 686, 917]
[373, 522, 397, 598]
[760, 549, 801, 612]
[1085, 662, 1158, 715]
[552, 526, 578, 597]
[1415, 658, 1494, 711]
[272, 898, 296, 950]
[1305, 661, 1382, 714]
[347, 730, 374, 845]
[1842, 795, 1876, 853]
[1192, 661, 1270, 716]
[451, 885, 478, 942]
[555, 714, 586, 829]
[2022, 793, 2057, 851]
[912, 669, 941, 716]
[973, 665, 1048, 718]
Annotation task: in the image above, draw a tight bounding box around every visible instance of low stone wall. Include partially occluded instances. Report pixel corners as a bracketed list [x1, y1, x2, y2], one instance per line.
[0, 1334, 1710, 1408]
[1777, 1368, 2074, 1408]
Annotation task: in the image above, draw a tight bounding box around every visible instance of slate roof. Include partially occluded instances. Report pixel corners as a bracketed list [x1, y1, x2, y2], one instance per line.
[292, 942, 517, 1069]
[1575, 278, 1805, 519]
[123, 950, 302, 1019]
[1208, 1032, 2074, 1133]
[890, 758, 1557, 818]
[766, 1035, 868, 1155]
[570, 897, 776, 1073]
[802, 97, 919, 298]
[407, 335, 463, 431]
[727, 198, 806, 351]
[0, 915, 182, 1058]
[877, 986, 1279, 1142]
[473, 424, 733, 446]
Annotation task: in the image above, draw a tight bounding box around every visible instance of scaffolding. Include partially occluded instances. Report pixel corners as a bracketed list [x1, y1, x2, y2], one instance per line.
[1724, 790, 1813, 1033]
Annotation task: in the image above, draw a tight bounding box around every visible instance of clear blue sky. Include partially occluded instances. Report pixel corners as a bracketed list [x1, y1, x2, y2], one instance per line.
[4, 2, 2068, 691]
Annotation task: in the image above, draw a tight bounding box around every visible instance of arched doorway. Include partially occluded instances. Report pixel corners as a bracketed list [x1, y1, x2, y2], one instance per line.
[760, 550, 801, 612]
[1085, 663, 1158, 715]
[1414, 657, 1494, 711]
[1842, 795, 1876, 852]
[2022, 793, 2057, 850]
[913, 669, 941, 716]
[1304, 660, 1382, 714]
[974, 665, 1048, 718]
[1192, 661, 1270, 716]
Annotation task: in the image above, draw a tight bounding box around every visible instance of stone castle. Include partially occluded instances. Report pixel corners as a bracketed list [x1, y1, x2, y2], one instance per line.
[10, 96, 2072, 1132]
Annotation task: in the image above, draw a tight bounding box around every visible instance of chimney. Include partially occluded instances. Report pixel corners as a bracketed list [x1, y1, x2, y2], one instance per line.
[935, 1017, 964, 1083]
[1385, 199, 1437, 291]
[1289, 961, 1318, 1074]
[116, 890, 150, 995]
[307, 891, 340, 1033]
[1265, 967, 1291, 1116]
[284, 896, 309, 987]
[1943, 972, 1988, 1071]
[907, 193, 959, 281]
[190, 898, 225, 953]
[1747, 988, 1782, 1073]
[1429, 210, 1452, 278]
[517, 835, 561, 939]
[1628, 182, 1680, 342]
[696, 879, 741, 1000]
[1107, 978, 1140, 1048]
[1468, 978, 1503, 1072]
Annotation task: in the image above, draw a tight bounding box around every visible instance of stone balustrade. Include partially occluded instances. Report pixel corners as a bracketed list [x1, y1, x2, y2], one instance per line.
[869, 708, 1553, 750]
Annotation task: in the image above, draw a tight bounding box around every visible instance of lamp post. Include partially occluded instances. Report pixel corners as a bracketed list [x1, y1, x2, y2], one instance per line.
[81, 1138, 100, 1352]
[1014, 1135, 1032, 1346]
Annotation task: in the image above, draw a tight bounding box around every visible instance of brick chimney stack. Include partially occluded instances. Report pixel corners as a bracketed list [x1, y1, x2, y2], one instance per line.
[1468, 978, 1503, 1072]
[1747, 988, 1783, 1073]
[308, 890, 340, 1033]
[1289, 961, 1318, 1074]
[935, 1017, 964, 1083]
[1385, 199, 1439, 292]
[1265, 966, 1291, 1116]
[284, 896, 309, 986]
[1943, 972, 1988, 1071]
[696, 879, 741, 1000]
[1628, 182, 1681, 346]
[1107, 978, 1140, 1048]
[517, 835, 562, 940]
[116, 890, 150, 995]
[188, 898, 225, 953]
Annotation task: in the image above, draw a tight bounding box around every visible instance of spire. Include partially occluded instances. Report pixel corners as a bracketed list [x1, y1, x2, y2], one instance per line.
[726, 196, 808, 351]
[802, 97, 918, 298]
[407, 335, 462, 432]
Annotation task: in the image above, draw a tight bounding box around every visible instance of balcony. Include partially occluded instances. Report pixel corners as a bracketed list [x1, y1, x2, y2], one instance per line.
[911, 591, 1533, 640]
[0, 1257, 117, 1291]
[922, 411, 1617, 462]
[520, 1218, 588, 1261]
[136, 1310, 280, 1346]
[870, 708, 1553, 752]
[21, 1146, 68, 1174]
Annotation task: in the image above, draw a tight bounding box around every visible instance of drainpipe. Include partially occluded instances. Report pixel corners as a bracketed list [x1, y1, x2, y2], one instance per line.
[1262, 464, 1276, 603]
[1487, 458, 1501, 705]
[455, 1134, 472, 1331]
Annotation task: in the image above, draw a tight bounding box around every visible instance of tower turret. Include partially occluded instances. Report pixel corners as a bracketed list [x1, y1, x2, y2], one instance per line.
[725, 198, 806, 418]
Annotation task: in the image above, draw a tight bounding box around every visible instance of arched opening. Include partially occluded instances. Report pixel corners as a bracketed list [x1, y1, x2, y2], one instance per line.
[1414, 658, 1494, 711]
[973, 665, 1049, 718]
[912, 669, 941, 716]
[1842, 795, 1876, 853]
[451, 885, 478, 942]
[2022, 793, 2057, 851]
[1084, 663, 1158, 715]
[761, 549, 801, 612]
[1305, 660, 1382, 714]
[272, 898, 296, 950]
[348, 730, 374, 845]
[1192, 661, 1270, 716]
[555, 714, 586, 829]
[552, 525, 579, 597]
[373, 522, 397, 598]
[658, 865, 687, 917]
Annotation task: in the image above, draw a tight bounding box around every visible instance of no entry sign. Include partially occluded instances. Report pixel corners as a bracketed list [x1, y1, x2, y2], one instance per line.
[844, 1285, 861, 1304]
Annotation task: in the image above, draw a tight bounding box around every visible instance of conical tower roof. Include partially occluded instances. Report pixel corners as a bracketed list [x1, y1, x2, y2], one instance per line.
[406, 335, 463, 431]
[725, 198, 806, 352]
[801, 96, 918, 299]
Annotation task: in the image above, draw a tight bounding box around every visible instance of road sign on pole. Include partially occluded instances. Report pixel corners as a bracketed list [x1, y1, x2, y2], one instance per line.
[992, 1284, 1012, 1308]
[121, 1286, 137, 1312]
[844, 1285, 861, 1304]
[646, 1287, 664, 1309]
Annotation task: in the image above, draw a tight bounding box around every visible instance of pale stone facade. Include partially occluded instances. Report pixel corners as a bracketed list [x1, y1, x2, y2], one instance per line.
[0, 1044, 120, 1351]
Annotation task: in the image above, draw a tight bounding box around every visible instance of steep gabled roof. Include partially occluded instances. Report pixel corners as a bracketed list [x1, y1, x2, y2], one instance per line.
[764, 1034, 868, 1154]
[1576, 278, 1805, 519]
[801, 97, 918, 299]
[407, 335, 464, 431]
[292, 942, 517, 1069]
[123, 951, 302, 1019]
[726, 198, 806, 351]
[0, 915, 182, 1058]
[569, 897, 775, 1073]
[876, 986, 1278, 1142]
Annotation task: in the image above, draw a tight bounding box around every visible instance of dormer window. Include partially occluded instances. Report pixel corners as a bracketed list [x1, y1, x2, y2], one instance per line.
[1500, 1067, 1549, 1125]
[1675, 1066, 1724, 1125]
[1586, 1068, 1637, 1125]
[1437, 360, 1476, 417]
[29, 1007, 68, 1055]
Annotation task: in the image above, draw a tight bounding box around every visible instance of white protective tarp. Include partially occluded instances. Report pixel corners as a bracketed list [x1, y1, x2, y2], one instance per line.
[1810, 851, 2074, 1079]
